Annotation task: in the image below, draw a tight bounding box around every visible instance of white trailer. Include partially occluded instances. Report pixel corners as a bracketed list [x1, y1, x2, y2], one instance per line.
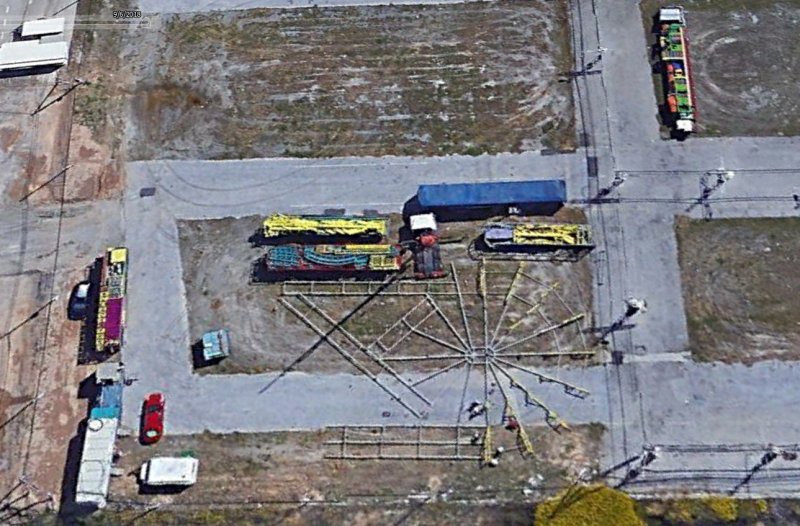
[20, 17, 66, 38]
[0, 41, 68, 71]
[75, 417, 119, 508]
[140, 457, 199, 487]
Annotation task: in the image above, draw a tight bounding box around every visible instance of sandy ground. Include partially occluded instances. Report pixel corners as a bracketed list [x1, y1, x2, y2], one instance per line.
[86, 503, 537, 525]
[0, 274, 48, 501]
[116, 0, 575, 159]
[676, 217, 800, 363]
[178, 212, 594, 375]
[0, 3, 129, 517]
[107, 424, 603, 507]
[641, 0, 800, 137]
[0, 269, 96, 515]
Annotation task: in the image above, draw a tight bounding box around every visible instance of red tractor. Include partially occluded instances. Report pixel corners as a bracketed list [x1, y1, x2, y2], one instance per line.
[409, 214, 445, 279]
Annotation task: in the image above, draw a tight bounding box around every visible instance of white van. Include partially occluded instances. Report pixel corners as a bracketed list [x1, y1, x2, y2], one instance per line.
[139, 457, 198, 487]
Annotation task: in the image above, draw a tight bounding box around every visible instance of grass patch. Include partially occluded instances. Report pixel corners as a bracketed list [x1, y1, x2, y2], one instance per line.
[676, 216, 800, 363]
[130, 1, 576, 160]
[74, 80, 110, 134]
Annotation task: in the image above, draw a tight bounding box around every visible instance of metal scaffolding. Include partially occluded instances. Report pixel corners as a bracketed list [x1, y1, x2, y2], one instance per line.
[281, 260, 594, 456]
[324, 425, 485, 461]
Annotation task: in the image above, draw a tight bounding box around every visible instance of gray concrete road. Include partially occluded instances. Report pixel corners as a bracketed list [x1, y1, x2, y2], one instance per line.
[0, 0, 791, 498]
[112, 0, 800, 497]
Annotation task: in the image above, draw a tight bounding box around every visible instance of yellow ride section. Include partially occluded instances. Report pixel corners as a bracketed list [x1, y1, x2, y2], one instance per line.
[317, 244, 397, 255]
[512, 224, 591, 246]
[263, 214, 387, 238]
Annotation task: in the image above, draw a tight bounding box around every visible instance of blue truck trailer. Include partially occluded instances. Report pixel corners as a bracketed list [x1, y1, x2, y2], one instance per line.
[415, 180, 566, 217]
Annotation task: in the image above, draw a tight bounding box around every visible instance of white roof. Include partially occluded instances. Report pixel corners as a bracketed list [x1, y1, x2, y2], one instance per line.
[0, 41, 68, 71]
[659, 7, 685, 23]
[21, 17, 65, 38]
[75, 418, 119, 507]
[96, 362, 123, 383]
[409, 213, 437, 232]
[142, 457, 199, 485]
[676, 119, 694, 133]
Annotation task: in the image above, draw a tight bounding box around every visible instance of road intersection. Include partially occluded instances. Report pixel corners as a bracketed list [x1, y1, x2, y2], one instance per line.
[2, 0, 800, 499]
[113, 0, 800, 497]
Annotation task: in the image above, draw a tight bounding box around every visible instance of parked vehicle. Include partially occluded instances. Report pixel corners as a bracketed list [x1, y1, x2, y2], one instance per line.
[140, 393, 165, 445]
[67, 281, 91, 321]
[140, 457, 198, 487]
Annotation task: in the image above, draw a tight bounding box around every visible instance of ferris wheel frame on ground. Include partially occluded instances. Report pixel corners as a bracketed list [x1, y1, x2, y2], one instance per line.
[278, 258, 595, 459]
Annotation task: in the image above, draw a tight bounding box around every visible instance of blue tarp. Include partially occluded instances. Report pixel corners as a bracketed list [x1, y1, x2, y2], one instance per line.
[417, 180, 566, 208]
[90, 406, 120, 419]
[98, 383, 123, 411]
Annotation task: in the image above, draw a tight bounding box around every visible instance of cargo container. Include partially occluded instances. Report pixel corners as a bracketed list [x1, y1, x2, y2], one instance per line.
[416, 180, 566, 216]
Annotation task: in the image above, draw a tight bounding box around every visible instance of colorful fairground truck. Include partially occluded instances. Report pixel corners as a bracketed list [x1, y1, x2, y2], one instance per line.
[265, 244, 403, 276]
[95, 247, 128, 354]
[658, 6, 696, 136]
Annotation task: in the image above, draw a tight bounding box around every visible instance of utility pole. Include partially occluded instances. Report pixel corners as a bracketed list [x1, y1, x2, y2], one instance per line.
[698, 169, 735, 219]
[583, 46, 607, 71]
[18, 165, 73, 202]
[598, 296, 647, 346]
[616, 444, 660, 488]
[730, 445, 798, 495]
[597, 172, 627, 199]
[31, 77, 91, 116]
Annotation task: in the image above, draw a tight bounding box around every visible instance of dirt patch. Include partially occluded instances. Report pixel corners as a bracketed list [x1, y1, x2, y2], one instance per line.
[0, 269, 95, 511]
[178, 212, 594, 376]
[0, 126, 22, 152]
[76, 503, 536, 525]
[124, 0, 574, 160]
[676, 216, 800, 363]
[641, 0, 800, 137]
[107, 424, 603, 508]
[2, 0, 131, 206]
[0, 273, 48, 498]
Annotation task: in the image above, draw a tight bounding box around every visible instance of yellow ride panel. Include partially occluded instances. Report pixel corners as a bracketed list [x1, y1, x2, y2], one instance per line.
[263, 214, 387, 238]
[512, 224, 591, 246]
[109, 247, 128, 263]
[314, 244, 398, 255]
[368, 255, 401, 270]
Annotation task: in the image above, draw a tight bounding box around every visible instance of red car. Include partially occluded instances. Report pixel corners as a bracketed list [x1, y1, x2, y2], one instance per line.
[140, 392, 165, 444]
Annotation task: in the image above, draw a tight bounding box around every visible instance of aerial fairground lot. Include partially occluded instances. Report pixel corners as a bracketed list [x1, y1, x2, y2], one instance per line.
[676, 217, 800, 364]
[177, 211, 594, 377]
[641, 0, 800, 137]
[119, 0, 574, 159]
